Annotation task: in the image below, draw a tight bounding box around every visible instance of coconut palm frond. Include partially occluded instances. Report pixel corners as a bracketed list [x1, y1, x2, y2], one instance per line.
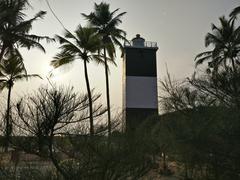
[196, 16, 240, 73]
[0, 0, 52, 61]
[230, 6, 240, 18]
[112, 36, 125, 58]
[92, 54, 116, 66]
[0, 80, 8, 91]
[56, 35, 82, 54]
[195, 55, 212, 67]
[0, 54, 25, 76]
[0, 53, 40, 91]
[51, 52, 75, 69]
[14, 74, 42, 81]
[92, 54, 105, 65]
[195, 51, 212, 60]
[205, 33, 224, 47]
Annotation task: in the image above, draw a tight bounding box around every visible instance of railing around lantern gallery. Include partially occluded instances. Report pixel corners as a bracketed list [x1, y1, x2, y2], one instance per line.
[124, 40, 158, 48]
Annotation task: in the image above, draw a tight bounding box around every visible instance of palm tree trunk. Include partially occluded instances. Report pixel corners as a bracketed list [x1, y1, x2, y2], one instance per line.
[231, 58, 237, 74]
[48, 132, 70, 179]
[231, 58, 239, 106]
[0, 45, 6, 62]
[103, 48, 111, 136]
[5, 83, 12, 152]
[83, 59, 94, 136]
[163, 152, 167, 172]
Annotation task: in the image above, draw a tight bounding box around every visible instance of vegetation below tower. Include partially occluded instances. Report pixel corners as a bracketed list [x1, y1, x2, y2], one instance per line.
[0, 0, 240, 179]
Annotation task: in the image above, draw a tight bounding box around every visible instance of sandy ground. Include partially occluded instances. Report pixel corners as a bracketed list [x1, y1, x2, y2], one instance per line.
[1, 152, 181, 179]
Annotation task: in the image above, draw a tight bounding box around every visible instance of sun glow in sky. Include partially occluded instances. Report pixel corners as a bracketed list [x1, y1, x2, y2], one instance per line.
[1, 0, 239, 112]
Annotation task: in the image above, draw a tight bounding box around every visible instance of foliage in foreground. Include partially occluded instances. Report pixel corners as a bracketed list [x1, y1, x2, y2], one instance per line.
[0, 85, 156, 180]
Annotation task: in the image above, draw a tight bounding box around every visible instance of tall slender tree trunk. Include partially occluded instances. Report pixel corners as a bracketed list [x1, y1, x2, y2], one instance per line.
[163, 152, 167, 172]
[48, 133, 69, 179]
[0, 45, 6, 102]
[231, 58, 239, 106]
[231, 58, 237, 75]
[0, 45, 6, 63]
[104, 47, 111, 136]
[83, 59, 94, 136]
[5, 82, 12, 152]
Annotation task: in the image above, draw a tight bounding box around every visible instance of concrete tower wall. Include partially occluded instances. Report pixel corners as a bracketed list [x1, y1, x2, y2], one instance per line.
[123, 35, 158, 131]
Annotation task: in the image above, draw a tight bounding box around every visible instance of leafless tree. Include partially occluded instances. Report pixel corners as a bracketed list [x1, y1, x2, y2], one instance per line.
[12, 86, 106, 179]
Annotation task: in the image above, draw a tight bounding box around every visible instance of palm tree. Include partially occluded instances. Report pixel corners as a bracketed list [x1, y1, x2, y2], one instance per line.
[51, 26, 102, 136]
[195, 16, 240, 74]
[82, 2, 127, 135]
[0, 54, 41, 151]
[0, 0, 53, 62]
[230, 6, 240, 18]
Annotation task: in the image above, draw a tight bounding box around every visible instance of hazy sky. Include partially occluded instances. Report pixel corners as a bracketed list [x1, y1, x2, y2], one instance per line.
[1, 0, 239, 112]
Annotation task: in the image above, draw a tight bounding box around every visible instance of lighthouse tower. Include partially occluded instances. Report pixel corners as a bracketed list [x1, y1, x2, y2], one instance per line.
[123, 34, 159, 131]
